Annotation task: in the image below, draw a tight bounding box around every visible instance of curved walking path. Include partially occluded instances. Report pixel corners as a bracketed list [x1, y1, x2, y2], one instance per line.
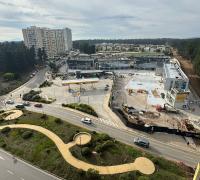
[1, 110, 23, 120]
[0, 124, 155, 175]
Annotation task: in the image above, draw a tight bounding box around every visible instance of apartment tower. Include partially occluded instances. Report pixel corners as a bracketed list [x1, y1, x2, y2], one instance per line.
[22, 26, 72, 58]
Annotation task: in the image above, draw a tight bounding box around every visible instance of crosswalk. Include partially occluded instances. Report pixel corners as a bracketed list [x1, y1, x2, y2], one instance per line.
[98, 118, 119, 128]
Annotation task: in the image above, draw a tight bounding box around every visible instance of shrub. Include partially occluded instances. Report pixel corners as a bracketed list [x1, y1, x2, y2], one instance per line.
[0, 110, 5, 114]
[62, 103, 98, 117]
[54, 118, 63, 124]
[97, 133, 111, 142]
[95, 140, 114, 153]
[81, 147, 91, 156]
[77, 169, 85, 176]
[39, 80, 53, 88]
[1, 127, 11, 134]
[22, 131, 33, 139]
[41, 114, 48, 120]
[86, 168, 100, 180]
[3, 72, 16, 81]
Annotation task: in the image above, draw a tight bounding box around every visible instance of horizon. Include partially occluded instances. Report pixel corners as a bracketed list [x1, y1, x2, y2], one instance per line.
[0, 0, 200, 41]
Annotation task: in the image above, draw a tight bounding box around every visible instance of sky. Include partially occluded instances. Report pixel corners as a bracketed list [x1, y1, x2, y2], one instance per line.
[0, 0, 200, 41]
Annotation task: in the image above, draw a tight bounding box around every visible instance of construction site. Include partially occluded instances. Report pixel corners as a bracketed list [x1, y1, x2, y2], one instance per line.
[111, 70, 200, 136]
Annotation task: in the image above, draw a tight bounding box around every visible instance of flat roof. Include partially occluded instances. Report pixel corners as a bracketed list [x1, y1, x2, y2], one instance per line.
[62, 78, 99, 85]
[164, 63, 188, 80]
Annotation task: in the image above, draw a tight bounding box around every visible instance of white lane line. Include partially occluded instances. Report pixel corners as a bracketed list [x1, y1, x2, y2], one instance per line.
[0, 156, 5, 160]
[7, 170, 14, 175]
[20, 178, 25, 180]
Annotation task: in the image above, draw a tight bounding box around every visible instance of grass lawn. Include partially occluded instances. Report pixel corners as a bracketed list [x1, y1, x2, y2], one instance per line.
[0, 110, 194, 180]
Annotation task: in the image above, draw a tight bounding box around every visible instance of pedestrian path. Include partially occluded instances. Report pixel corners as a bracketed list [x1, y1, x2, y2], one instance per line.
[0, 123, 155, 175]
[98, 118, 119, 128]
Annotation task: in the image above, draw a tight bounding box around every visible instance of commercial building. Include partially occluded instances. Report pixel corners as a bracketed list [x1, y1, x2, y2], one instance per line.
[22, 26, 72, 58]
[163, 63, 190, 108]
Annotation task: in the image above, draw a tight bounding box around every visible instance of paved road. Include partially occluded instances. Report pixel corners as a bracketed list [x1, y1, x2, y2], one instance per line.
[0, 68, 47, 109]
[0, 68, 62, 180]
[0, 149, 60, 180]
[27, 104, 200, 168]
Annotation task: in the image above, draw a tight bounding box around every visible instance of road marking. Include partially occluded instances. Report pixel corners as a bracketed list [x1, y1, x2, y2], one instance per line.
[20, 178, 25, 180]
[7, 170, 14, 175]
[0, 156, 5, 160]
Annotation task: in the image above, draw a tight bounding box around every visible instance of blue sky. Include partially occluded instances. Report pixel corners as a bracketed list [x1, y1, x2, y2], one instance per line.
[0, 0, 200, 41]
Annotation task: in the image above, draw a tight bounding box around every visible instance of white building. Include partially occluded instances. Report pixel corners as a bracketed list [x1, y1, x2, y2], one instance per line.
[163, 63, 190, 108]
[22, 26, 72, 58]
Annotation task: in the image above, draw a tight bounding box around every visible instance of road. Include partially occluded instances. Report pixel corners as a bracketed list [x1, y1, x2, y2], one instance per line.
[0, 66, 199, 179]
[0, 149, 60, 180]
[27, 104, 200, 168]
[0, 68, 63, 180]
[0, 68, 47, 109]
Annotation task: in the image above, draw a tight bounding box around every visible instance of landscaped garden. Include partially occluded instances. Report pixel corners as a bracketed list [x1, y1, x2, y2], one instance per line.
[62, 103, 98, 117]
[0, 110, 194, 180]
[23, 90, 55, 104]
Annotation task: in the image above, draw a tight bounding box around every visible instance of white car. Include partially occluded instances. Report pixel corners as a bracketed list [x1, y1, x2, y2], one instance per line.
[81, 117, 92, 124]
[6, 100, 14, 104]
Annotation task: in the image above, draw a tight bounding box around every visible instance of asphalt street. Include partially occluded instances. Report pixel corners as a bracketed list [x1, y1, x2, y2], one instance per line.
[0, 67, 199, 179]
[27, 104, 200, 168]
[0, 149, 60, 180]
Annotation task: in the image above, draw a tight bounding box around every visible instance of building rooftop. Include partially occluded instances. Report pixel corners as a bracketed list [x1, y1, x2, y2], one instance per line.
[164, 63, 188, 80]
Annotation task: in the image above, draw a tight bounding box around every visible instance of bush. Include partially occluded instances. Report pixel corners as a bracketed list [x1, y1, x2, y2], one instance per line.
[39, 80, 53, 88]
[119, 172, 137, 180]
[0, 110, 5, 114]
[3, 72, 16, 81]
[81, 147, 91, 156]
[94, 140, 114, 153]
[62, 103, 98, 117]
[41, 114, 48, 120]
[97, 133, 111, 142]
[77, 169, 85, 176]
[1, 127, 11, 134]
[86, 168, 100, 180]
[54, 118, 63, 124]
[22, 131, 33, 139]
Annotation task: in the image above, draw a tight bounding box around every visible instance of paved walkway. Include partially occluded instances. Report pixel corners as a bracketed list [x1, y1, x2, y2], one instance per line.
[0, 124, 155, 175]
[1, 110, 23, 120]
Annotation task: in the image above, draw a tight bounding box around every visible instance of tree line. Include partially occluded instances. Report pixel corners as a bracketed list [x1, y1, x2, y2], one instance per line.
[170, 38, 200, 75]
[0, 41, 48, 78]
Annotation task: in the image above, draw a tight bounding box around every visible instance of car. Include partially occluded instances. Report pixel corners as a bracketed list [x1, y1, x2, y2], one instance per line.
[81, 117, 92, 124]
[15, 104, 25, 109]
[6, 100, 14, 104]
[34, 103, 43, 108]
[133, 137, 150, 148]
[23, 101, 30, 106]
[104, 86, 109, 91]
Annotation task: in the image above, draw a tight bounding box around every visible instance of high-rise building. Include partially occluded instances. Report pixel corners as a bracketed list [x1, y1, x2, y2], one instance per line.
[22, 26, 72, 58]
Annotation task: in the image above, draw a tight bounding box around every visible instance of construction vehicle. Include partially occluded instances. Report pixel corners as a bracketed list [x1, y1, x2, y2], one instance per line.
[156, 103, 178, 113]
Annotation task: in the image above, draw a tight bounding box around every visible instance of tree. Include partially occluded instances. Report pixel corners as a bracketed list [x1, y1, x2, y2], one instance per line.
[42, 47, 48, 62]
[86, 168, 100, 180]
[3, 72, 16, 81]
[37, 48, 43, 64]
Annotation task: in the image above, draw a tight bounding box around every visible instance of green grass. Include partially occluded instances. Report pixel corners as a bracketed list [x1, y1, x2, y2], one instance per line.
[62, 103, 98, 117]
[0, 110, 193, 180]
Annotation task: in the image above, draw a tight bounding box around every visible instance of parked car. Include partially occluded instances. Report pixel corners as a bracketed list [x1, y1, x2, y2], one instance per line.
[104, 86, 109, 91]
[34, 103, 43, 108]
[15, 104, 25, 109]
[133, 137, 150, 148]
[23, 101, 30, 106]
[6, 100, 14, 105]
[81, 117, 92, 124]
